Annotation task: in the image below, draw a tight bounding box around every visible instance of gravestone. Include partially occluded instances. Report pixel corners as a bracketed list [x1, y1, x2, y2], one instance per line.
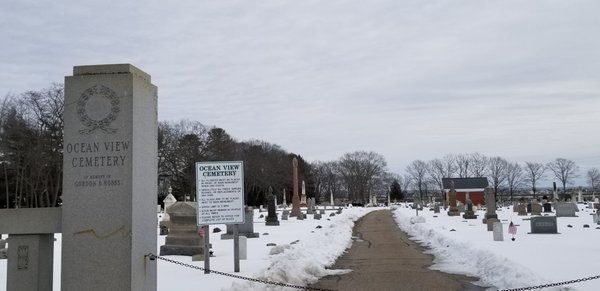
[526, 203, 532, 213]
[433, 204, 440, 213]
[281, 210, 290, 221]
[493, 222, 504, 241]
[555, 203, 577, 217]
[531, 203, 542, 216]
[314, 212, 322, 220]
[265, 188, 280, 226]
[306, 198, 315, 215]
[487, 218, 499, 231]
[593, 213, 598, 224]
[160, 187, 177, 235]
[517, 203, 527, 216]
[300, 180, 308, 207]
[447, 181, 460, 216]
[457, 203, 466, 213]
[530, 216, 558, 234]
[330, 190, 335, 206]
[290, 157, 301, 217]
[543, 203, 553, 213]
[412, 199, 423, 210]
[221, 207, 260, 239]
[160, 202, 207, 256]
[163, 186, 177, 212]
[282, 189, 287, 207]
[62, 64, 157, 291]
[297, 213, 305, 220]
[484, 186, 498, 223]
[462, 199, 478, 219]
[239, 236, 248, 260]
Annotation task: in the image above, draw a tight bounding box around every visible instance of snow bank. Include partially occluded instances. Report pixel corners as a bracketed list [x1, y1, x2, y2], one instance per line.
[393, 205, 592, 291]
[229, 208, 374, 291]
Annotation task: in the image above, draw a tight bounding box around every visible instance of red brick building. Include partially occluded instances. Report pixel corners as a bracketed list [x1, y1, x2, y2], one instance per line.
[442, 177, 489, 205]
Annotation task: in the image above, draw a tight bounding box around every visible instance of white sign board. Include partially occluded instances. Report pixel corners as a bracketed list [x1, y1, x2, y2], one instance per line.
[196, 161, 245, 225]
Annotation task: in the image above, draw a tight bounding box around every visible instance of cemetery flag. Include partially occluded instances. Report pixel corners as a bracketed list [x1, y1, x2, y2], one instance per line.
[508, 221, 517, 235]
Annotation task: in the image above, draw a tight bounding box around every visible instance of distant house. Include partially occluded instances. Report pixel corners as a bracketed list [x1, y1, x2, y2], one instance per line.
[442, 177, 489, 205]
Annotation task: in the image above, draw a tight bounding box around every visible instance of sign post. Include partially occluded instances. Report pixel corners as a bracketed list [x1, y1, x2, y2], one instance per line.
[196, 161, 245, 272]
[233, 224, 240, 272]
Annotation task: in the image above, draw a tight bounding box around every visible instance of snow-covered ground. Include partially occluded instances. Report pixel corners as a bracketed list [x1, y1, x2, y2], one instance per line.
[2, 204, 599, 290]
[0, 206, 375, 291]
[393, 204, 600, 291]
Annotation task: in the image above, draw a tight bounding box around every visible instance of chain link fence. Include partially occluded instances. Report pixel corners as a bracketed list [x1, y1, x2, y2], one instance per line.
[146, 253, 336, 291]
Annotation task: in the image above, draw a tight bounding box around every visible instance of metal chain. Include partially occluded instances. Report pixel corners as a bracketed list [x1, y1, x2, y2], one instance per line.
[146, 253, 337, 291]
[148, 253, 600, 291]
[501, 274, 600, 291]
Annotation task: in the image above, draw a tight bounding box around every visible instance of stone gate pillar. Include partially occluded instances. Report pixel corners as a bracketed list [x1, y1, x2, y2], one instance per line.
[62, 64, 157, 291]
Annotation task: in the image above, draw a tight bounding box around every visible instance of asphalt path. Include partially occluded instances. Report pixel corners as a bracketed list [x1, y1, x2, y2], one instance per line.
[309, 209, 486, 291]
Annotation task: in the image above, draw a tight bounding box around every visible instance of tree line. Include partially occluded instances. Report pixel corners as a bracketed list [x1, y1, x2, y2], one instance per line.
[0, 84, 322, 208]
[404, 153, 600, 201]
[2, 84, 598, 208]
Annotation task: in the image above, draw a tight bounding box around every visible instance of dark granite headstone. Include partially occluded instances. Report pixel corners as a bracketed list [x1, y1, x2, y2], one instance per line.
[543, 203, 553, 213]
[462, 199, 478, 219]
[530, 216, 558, 234]
[265, 188, 280, 226]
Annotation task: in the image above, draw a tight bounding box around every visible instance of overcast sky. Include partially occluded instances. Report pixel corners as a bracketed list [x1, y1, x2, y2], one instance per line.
[2, 1, 599, 186]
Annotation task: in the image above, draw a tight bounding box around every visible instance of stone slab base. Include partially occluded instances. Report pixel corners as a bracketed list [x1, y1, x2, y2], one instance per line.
[220, 233, 259, 240]
[160, 245, 205, 256]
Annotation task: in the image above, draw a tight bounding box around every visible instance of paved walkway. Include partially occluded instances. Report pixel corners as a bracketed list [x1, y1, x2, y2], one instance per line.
[309, 210, 485, 291]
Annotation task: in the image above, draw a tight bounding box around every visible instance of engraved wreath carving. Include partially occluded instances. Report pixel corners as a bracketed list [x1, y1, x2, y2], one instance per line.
[77, 85, 120, 134]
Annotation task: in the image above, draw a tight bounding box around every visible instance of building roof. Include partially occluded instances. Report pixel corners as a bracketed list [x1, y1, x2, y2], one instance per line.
[442, 177, 489, 190]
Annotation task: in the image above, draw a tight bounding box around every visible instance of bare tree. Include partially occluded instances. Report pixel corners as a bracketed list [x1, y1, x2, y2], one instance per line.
[506, 162, 524, 200]
[547, 158, 579, 197]
[468, 152, 488, 177]
[406, 160, 428, 200]
[0, 85, 64, 208]
[455, 154, 470, 178]
[487, 157, 508, 199]
[442, 154, 457, 177]
[337, 151, 387, 204]
[524, 162, 546, 197]
[587, 168, 600, 199]
[427, 159, 448, 197]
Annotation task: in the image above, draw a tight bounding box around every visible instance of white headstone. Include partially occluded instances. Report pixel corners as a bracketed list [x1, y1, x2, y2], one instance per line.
[493, 222, 504, 241]
[239, 236, 247, 260]
[282, 189, 287, 206]
[330, 190, 334, 206]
